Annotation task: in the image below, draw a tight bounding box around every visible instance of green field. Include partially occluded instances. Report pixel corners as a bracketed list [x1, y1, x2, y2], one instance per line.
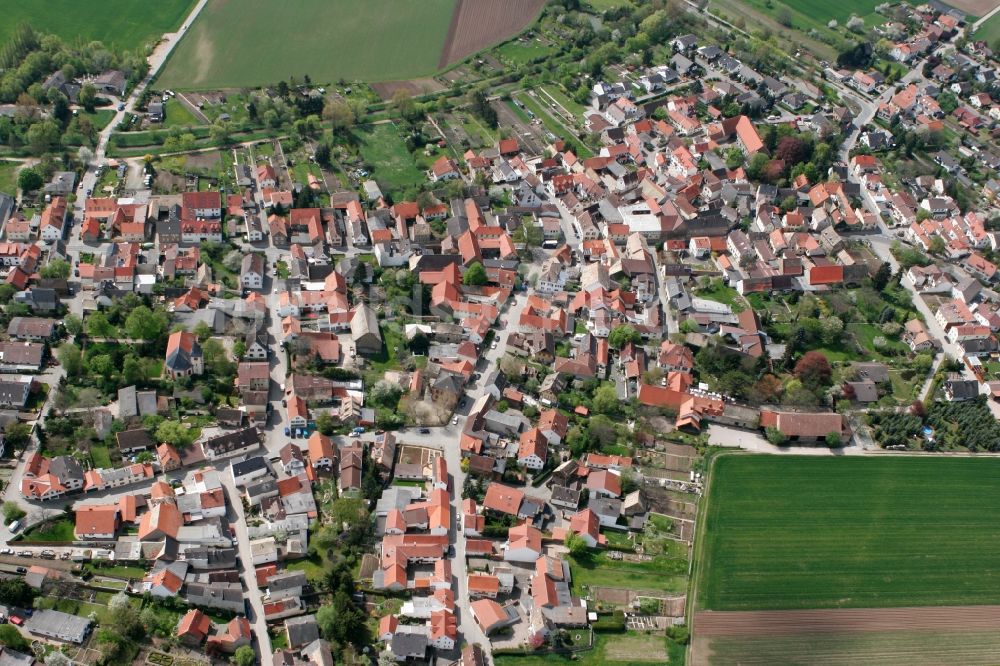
[0, 0, 195, 51]
[570, 545, 688, 596]
[158, 0, 458, 89]
[161, 98, 202, 129]
[974, 13, 1000, 46]
[494, 38, 557, 66]
[699, 455, 1000, 610]
[0, 161, 20, 195]
[701, 630, 1000, 666]
[353, 123, 424, 198]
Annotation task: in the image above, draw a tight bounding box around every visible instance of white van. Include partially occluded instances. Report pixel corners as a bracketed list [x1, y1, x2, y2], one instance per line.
[7, 520, 21, 533]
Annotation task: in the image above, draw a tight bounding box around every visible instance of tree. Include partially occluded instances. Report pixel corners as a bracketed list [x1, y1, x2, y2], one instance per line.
[564, 531, 588, 556]
[40, 259, 70, 279]
[819, 316, 844, 346]
[57, 343, 82, 376]
[234, 646, 255, 666]
[469, 89, 498, 128]
[193, 321, 213, 342]
[16, 167, 42, 193]
[0, 284, 14, 304]
[750, 374, 783, 404]
[873, 261, 892, 291]
[592, 384, 620, 415]
[63, 313, 83, 335]
[122, 355, 143, 385]
[608, 325, 641, 349]
[0, 579, 35, 607]
[316, 411, 335, 436]
[232, 340, 247, 360]
[794, 351, 833, 392]
[78, 83, 97, 112]
[2, 501, 25, 523]
[825, 431, 842, 447]
[463, 261, 487, 286]
[406, 331, 429, 355]
[765, 426, 787, 446]
[202, 338, 235, 379]
[928, 236, 946, 255]
[4, 423, 31, 450]
[324, 99, 355, 131]
[86, 312, 115, 339]
[155, 420, 195, 447]
[369, 380, 402, 409]
[0, 624, 27, 651]
[125, 305, 168, 340]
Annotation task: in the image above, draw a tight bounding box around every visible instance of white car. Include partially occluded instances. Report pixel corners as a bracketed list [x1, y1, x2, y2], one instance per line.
[452, 417, 458, 426]
[490, 342, 497, 350]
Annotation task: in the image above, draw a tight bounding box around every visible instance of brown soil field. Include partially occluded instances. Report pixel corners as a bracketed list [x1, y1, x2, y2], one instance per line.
[695, 606, 1000, 636]
[371, 78, 445, 102]
[693, 606, 1000, 666]
[438, 0, 547, 68]
[946, 0, 999, 16]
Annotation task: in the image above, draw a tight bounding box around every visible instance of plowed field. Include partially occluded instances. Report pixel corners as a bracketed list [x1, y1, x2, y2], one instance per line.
[692, 606, 1000, 666]
[439, 0, 547, 68]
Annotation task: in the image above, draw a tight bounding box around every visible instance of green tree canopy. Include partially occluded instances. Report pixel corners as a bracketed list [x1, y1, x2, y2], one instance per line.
[40, 259, 70, 279]
[16, 167, 42, 193]
[608, 325, 641, 349]
[463, 261, 487, 286]
[155, 420, 196, 447]
[234, 646, 256, 666]
[86, 312, 115, 338]
[125, 305, 168, 340]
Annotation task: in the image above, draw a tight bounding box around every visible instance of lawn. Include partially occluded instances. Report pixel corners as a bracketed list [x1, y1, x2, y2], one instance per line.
[494, 37, 557, 66]
[541, 85, 586, 118]
[974, 12, 1000, 45]
[733, 0, 884, 43]
[161, 98, 202, 129]
[699, 455, 1000, 611]
[695, 279, 745, 312]
[516, 92, 593, 157]
[81, 109, 117, 132]
[89, 443, 113, 469]
[569, 549, 688, 596]
[353, 123, 424, 199]
[20, 518, 75, 542]
[0, 0, 195, 51]
[494, 632, 681, 666]
[0, 161, 20, 195]
[157, 0, 458, 88]
[85, 563, 149, 579]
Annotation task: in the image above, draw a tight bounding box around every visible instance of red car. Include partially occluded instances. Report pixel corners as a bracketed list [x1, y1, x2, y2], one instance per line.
[9, 616, 23, 626]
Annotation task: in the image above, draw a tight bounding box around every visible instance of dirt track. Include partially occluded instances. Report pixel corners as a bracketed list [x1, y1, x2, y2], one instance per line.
[438, 0, 547, 68]
[695, 605, 1000, 636]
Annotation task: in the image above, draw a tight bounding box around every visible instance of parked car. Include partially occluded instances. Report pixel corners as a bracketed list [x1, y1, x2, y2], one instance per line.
[17, 551, 30, 557]
[419, 428, 430, 434]
[9, 616, 22, 626]
[14, 568, 25, 575]
[283, 426, 290, 436]
[451, 417, 458, 426]
[0, 548, 11, 555]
